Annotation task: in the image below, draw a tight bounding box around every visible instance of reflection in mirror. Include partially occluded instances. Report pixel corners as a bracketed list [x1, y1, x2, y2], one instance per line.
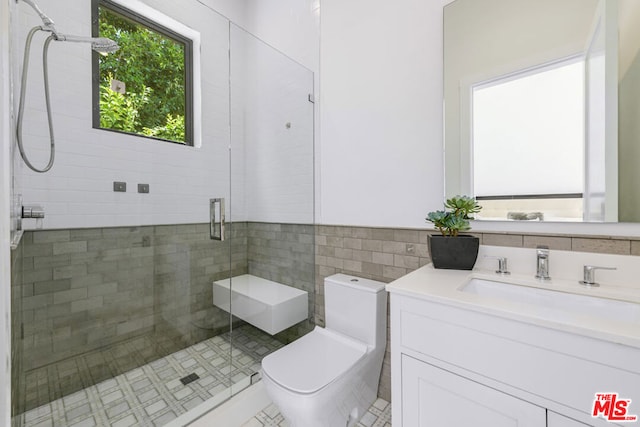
[472, 57, 585, 221]
[619, 0, 640, 222]
[444, 0, 640, 223]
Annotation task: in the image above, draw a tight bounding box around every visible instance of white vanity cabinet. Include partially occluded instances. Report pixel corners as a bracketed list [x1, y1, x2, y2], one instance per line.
[388, 279, 640, 427]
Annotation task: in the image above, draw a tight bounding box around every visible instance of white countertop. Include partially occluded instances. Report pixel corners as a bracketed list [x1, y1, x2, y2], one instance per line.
[386, 262, 640, 349]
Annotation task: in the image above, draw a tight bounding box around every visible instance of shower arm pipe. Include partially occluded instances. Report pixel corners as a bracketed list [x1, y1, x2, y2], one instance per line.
[19, 0, 58, 34]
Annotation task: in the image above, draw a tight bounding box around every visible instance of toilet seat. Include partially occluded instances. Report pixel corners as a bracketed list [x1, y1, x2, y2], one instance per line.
[262, 327, 368, 394]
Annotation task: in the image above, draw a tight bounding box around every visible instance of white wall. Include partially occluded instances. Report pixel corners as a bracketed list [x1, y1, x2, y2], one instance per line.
[319, 0, 447, 228]
[200, 0, 320, 73]
[242, 0, 319, 74]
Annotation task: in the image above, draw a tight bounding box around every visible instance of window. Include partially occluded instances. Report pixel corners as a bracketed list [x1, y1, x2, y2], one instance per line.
[471, 57, 585, 221]
[92, 0, 195, 145]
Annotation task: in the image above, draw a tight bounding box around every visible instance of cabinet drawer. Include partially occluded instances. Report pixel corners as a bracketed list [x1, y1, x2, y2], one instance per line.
[401, 354, 545, 427]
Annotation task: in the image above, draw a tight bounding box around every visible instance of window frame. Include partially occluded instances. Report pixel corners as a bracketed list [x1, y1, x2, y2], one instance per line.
[91, 0, 198, 147]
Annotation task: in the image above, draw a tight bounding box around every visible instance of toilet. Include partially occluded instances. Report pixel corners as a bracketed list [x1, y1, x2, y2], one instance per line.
[261, 274, 387, 427]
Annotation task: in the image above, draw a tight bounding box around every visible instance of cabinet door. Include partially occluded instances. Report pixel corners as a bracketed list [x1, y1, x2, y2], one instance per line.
[547, 411, 592, 427]
[401, 355, 546, 427]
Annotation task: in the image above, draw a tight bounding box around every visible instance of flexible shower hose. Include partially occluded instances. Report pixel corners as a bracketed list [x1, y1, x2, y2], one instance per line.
[16, 26, 57, 173]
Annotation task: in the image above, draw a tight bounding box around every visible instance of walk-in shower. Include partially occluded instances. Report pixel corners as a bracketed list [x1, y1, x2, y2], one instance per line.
[9, 1, 315, 426]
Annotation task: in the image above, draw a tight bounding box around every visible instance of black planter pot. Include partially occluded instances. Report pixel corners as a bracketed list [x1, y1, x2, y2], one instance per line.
[427, 234, 480, 270]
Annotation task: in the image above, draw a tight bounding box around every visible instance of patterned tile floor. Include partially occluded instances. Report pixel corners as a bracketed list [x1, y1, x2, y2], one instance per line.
[22, 327, 198, 412]
[243, 398, 392, 427]
[21, 325, 283, 427]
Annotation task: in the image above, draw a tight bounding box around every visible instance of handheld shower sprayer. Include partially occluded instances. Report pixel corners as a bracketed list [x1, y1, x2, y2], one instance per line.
[16, 0, 120, 173]
[57, 34, 120, 54]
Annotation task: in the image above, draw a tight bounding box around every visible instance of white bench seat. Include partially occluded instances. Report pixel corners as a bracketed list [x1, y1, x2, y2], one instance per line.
[213, 274, 308, 335]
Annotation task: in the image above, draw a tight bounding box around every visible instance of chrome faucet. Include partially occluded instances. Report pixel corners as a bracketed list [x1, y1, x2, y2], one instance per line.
[579, 265, 616, 287]
[535, 246, 551, 281]
[484, 255, 510, 275]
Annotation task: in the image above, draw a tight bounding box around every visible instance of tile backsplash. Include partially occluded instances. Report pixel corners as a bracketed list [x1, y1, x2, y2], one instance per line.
[13, 220, 640, 412]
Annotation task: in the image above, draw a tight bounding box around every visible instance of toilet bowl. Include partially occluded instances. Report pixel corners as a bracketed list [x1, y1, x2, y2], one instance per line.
[261, 274, 387, 427]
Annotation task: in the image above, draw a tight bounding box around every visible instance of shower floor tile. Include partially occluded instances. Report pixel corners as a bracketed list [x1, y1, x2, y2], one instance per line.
[244, 398, 392, 427]
[21, 325, 283, 427]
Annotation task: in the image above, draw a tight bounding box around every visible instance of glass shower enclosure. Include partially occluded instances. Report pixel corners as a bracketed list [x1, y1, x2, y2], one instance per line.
[9, 2, 315, 425]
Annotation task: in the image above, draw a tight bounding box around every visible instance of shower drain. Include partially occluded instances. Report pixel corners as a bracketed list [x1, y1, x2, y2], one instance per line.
[180, 373, 200, 385]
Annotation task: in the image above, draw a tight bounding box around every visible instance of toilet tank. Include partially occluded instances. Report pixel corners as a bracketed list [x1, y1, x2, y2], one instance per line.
[324, 274, 387, 349]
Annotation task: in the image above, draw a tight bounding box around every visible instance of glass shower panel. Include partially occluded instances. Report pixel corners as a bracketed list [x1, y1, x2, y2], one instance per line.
[228, 23, 315, 385]
[10, 1, 236, 426]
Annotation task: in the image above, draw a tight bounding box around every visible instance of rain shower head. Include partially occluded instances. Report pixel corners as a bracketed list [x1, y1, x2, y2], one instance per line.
[57, 34, 120, 54]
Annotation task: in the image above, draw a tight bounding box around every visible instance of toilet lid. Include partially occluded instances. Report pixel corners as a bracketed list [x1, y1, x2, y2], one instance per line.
[262, 327, 368, 394]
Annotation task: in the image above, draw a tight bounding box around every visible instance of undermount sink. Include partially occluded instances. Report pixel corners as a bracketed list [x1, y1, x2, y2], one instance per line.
[460, 278, 640, 324]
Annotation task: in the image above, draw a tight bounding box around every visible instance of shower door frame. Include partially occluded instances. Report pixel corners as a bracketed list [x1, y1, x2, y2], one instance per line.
[1, 0, 15, 425]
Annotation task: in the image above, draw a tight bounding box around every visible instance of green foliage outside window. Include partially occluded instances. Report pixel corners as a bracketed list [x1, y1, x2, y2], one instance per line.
[98, 5, 188, 144]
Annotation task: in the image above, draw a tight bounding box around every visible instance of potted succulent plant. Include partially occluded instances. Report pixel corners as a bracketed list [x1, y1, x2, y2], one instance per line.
[426, 195, 482, 270]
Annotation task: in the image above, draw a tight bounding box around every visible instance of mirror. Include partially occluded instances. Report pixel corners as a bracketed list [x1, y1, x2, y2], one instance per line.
[444, 0, 640, 223]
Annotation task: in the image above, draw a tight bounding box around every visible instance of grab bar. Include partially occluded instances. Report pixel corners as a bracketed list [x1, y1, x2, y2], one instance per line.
[210, 198, 225, 241]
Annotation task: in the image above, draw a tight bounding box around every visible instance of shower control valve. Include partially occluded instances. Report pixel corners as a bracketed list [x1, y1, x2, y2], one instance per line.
[22, 205, 45, 219]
